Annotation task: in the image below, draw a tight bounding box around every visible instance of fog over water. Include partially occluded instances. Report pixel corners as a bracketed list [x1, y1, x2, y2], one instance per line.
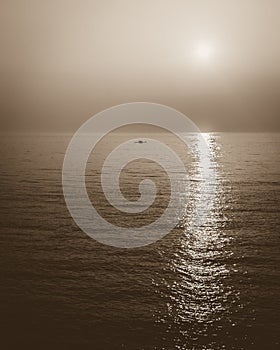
[1, 2, 280, 349]
[1, 0, 280, 131]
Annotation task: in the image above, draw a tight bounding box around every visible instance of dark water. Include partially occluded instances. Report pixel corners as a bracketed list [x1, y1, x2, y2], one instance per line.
[0, 133, 279, 349]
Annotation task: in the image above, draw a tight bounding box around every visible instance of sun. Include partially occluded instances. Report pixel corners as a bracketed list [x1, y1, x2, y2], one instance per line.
[194, 43, 213, 63]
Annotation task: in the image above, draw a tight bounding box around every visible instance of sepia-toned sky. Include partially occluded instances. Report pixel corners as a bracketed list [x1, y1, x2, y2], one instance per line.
[1, 0, 280, 131]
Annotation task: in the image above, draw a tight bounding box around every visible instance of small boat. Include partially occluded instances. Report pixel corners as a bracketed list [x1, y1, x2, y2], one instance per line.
[134, 140, 147, 144]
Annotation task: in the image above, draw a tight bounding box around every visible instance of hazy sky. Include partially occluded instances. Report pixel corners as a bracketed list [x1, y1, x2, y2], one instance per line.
[1, 0, 280, 131]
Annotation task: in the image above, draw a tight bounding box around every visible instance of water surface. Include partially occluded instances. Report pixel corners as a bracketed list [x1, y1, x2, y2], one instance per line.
[0, 133, 279, 349]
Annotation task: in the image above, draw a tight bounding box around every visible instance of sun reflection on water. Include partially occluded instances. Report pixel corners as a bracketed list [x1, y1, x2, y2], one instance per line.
[154, 133, 238, 350]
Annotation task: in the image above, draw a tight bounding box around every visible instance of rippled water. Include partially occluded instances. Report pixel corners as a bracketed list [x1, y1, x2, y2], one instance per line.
[0, 133, 279, 349]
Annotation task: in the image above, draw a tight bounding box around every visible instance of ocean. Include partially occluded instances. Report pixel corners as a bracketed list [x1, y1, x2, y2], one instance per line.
[0, 132, 279, 349]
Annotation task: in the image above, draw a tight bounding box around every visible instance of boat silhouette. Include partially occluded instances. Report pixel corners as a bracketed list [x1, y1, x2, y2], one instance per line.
[134, 140, 147, 144]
